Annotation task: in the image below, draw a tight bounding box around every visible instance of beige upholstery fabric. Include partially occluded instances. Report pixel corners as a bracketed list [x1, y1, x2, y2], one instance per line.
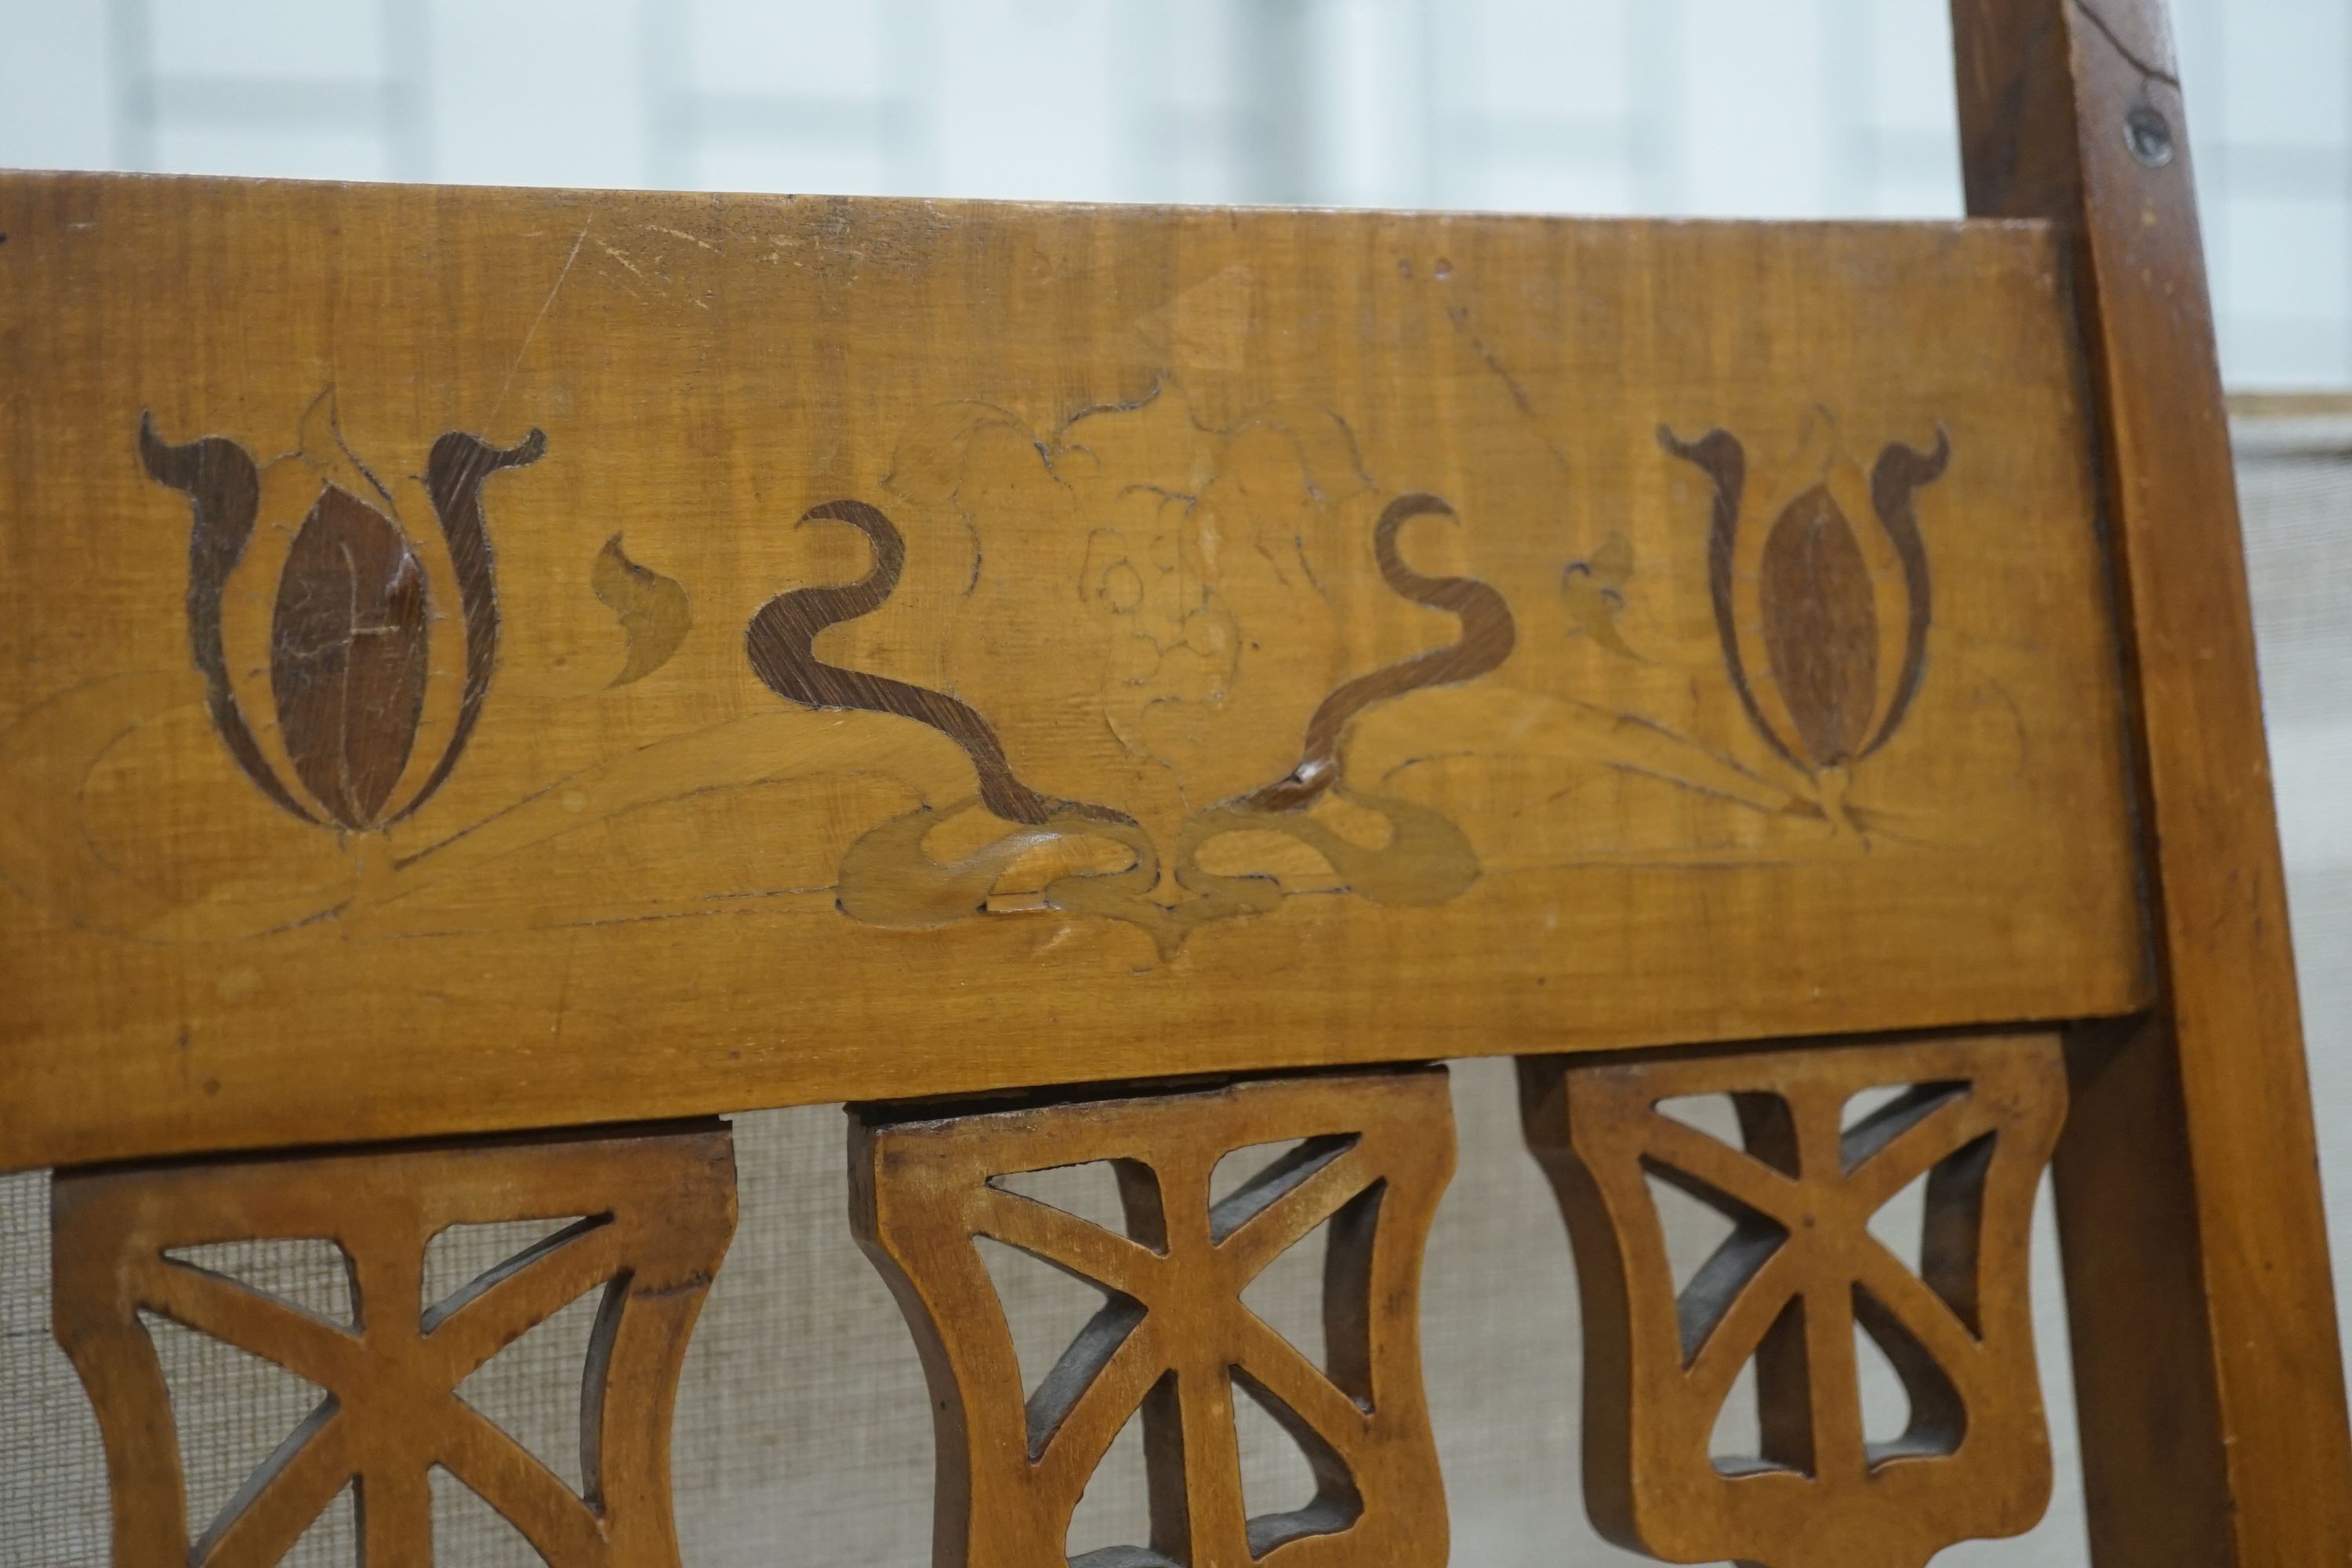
[2, 415, 2343, 1565]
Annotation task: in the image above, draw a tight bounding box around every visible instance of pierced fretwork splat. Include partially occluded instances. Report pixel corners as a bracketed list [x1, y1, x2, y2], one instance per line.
[52, 1122, 736, 1566]
[1519, 1035, 2066, 1568]
[850, 1069, 1454, 1568]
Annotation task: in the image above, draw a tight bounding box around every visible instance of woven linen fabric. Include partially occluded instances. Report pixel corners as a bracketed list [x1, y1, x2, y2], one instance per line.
[2, 415, 2343, 1566]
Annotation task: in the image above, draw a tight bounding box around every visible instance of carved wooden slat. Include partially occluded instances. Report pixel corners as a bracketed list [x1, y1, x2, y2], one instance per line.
[850, 1069, 1454, 1567]
[1519, 1035, 2065, 1568]
[51, 1122, 736, 1566]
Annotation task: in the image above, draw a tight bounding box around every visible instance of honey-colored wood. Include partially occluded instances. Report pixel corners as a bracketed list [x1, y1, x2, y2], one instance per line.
[849, 1069, 1454, 1567]
[51, 1121, 736, 1565]
[1519, 1034, 2066, 1568]
[1951, 3, 2352, 1563]
[0, 172, 2149, 1171]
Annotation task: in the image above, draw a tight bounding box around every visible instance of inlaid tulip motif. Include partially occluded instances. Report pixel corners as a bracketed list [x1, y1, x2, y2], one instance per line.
[1661, 414, 1951, 830]
[139, 404, 545, 833]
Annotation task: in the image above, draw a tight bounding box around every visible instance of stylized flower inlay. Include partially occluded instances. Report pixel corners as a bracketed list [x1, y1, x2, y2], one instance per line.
[139, 406, 545, 832]
[740, 388, 1517, 955]
[1662, 416, 1950, 826]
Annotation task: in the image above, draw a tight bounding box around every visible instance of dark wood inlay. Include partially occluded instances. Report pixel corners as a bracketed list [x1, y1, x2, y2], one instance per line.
[746, 498, 1127, 827]
[396, 427, 545, 825]
[140, 416, 543, 833]
[137, 415, 319, 825]
[1759, 486, 1880, 768]
[1863, 431, 1950, 761]
[1661, 426, 1798, 774]
[1664, 423, 1949, 779]
[269, 487, 432, 829]
[1243, 492, 1518, 811]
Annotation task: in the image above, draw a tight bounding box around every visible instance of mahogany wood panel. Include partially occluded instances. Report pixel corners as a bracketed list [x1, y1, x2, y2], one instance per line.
[1951, 2, 2352, 1562]
[849, 1069, 1453, 1567]
[51, 1121, 735, 1565]
[0, 173, 2147, 1169]
[1519, 1034, 2065, 1568]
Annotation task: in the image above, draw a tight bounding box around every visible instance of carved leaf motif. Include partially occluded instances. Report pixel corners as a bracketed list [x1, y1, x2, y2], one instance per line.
[1759, 486, 1879, 768]
[269, 486, 431, 829]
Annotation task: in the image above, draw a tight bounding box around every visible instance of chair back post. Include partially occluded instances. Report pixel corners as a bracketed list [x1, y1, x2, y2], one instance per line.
[1953, 2, 2352, 1562]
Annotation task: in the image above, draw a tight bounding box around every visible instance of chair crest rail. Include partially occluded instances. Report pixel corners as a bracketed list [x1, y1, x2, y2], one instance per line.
[0, 175, 2142, 1171]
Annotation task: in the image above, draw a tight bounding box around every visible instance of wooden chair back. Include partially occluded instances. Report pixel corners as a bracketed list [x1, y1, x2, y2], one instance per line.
[3, 1, 2343, 1563]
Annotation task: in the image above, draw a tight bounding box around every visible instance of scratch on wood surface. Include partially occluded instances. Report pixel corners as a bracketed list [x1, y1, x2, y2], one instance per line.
[596, 235, 710, 307]
[647, 224, 719, 252]
[1443, 303, 1575, 481]
[594, 238, 648, 281]
[1446, 304, 1536, 417]
[491, 223, 589, 421]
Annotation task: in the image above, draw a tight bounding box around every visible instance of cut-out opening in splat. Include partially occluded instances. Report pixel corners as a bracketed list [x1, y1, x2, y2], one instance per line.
[421, 1215, 601, 1325]
[1208, 1136, 1357, 1244]
[1919, 1134, 1996, 1338]
[1641, 1160, 1790, 1367]
[451, 1276, 610, 1498]
[1855, 1294, 1918, 1457]
[1650, 1093, 1741, 1145]
[1319, 1181, 1385, 1411]
[1235, 1364, 1363, 1555]
[1210, 1139, 1303, 1204]
[1730, 1091, 1803, 1178]
[990, 1160, 1156, 1244]
[266, 1475, 357, 1568]
[1241, 1176, 1388, 1414]
[1065, 1370, 1174, 1567]
[1238, 1198, 1330, 1375]
[1708, 1344, 1764, 1475]
[1708, 1294, 1817, 1479]
[1840, 1081, 1966, 1175]
[1855, 1284, 1967, 1467]
[161, 1238, 355, 1329]
[428, 1459, 548, 1566]
[1644, 1162, 1737, 1304]
[974, 1234, 1149, 1460]
[140, 1309, 337, 1551]
[196, 1401, 347, 1565]
[1860, 1116, 1996, 1340]
[1867, 1155, 1929, 1290]
[1837, 1081, 1907, 1127]
[1654, 1092, 1803, 1179]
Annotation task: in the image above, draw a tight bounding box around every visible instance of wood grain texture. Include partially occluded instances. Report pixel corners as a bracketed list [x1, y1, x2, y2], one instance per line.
[1951, 2, 2352, 1563]
[268, 484, 432, 829]
[849, 1070, 1453, 1567]
[1519, 1034, 2065, 1568]
[0, 172, 2147, 1169]
[50, 1120, 735, 1566]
